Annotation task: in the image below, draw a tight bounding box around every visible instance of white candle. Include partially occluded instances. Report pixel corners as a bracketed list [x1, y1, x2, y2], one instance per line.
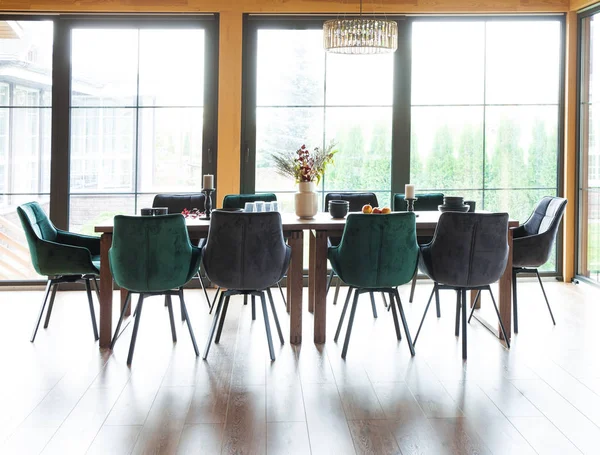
[405, 184, 415, 199]
[203, 174, 214, 189]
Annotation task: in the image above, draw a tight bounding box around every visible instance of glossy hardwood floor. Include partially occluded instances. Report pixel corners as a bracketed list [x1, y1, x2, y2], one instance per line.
[0, 278, 599, 454]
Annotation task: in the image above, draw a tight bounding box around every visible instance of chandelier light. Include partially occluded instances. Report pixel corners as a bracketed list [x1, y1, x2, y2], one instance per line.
[323, 0, 397, 54]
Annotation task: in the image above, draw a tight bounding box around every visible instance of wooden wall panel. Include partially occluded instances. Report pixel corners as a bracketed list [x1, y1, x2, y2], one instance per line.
[563, 11, 578, 282]
[0, 0, 569, 14]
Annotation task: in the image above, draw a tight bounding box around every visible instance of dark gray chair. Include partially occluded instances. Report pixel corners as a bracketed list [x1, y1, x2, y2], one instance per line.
[414, 212, 510, 359]
[512, 196, 567, 333]
[212, 193, 286, 317]
[202, 211, 290, 361]
[152, 193, 211, 310]
[324, 192, 384, 312]
[394, 192, 445, 306]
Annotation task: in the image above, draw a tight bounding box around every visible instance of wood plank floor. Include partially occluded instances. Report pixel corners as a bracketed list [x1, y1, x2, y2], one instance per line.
[0, 278, 599, 454]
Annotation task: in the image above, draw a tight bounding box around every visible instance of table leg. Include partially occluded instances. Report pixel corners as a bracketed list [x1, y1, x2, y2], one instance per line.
[498, 228, 513, 341]
[308, 230, 316, 313]
[313, 230, 328, 344]
[288, 231, 304, 345]
[99, 233, 113, 348]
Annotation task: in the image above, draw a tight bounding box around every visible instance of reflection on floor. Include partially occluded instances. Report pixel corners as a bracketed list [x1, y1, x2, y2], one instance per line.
[0, 279, 598, 454]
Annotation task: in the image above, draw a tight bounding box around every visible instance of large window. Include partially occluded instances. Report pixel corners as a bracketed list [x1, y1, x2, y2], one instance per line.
[579, 10, 600, 282]
[68, 22, 217, 234]
[246, 21, 394, 210]
[243, 16, 563, 271]
[0, 20, 53, 280]
[411, 20, 561, 226]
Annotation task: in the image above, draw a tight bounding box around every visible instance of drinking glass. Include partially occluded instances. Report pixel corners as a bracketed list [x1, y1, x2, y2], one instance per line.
[244, 202, 255, 212]
[264, 202, 272, 212]
[255, 201, 265, 212]
[271, 201, 280, 212]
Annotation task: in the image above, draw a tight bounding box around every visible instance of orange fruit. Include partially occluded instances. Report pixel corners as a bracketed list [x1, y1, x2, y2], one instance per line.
[362, 204, 373, 214]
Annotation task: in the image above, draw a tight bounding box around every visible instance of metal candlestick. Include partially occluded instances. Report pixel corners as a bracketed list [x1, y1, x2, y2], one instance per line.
[405, 197, 418, 213]
[202, 188, 214, 220]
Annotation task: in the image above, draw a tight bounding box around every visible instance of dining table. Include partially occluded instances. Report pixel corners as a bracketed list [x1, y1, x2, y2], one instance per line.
[94, 211, 518, 349]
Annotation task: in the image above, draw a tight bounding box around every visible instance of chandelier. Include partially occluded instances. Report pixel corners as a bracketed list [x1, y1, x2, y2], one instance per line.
[323, 0, 397, 54]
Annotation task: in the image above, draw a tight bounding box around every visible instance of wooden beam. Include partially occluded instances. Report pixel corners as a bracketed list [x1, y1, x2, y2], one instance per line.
[563, 10, 577, 282]
[216, 11, 243, 204]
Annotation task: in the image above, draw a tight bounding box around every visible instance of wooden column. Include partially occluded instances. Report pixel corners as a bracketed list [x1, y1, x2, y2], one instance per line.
[313, 231, 328, 344]
[99, 233, 113, 348]
[288, 231, 304, 345]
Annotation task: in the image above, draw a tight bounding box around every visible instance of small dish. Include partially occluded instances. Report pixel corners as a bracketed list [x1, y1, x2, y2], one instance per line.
[438, 204, 470, 213]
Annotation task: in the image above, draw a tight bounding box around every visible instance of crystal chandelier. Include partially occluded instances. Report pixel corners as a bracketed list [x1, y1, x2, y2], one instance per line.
[323, 0, 397, 54]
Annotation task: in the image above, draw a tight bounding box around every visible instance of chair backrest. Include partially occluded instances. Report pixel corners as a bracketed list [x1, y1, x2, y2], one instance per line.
[222, 193, 277, 209]
[202, 211, 290, 290]
[513, 196, 567, 268]
[17, 202, 58, 275]
[152, 193, 206, 214]
[329, 212, 418, 288]
[325, 192, 379, 212]
[421, 212, 509, 287]
[394, 193, 444, 212]
[521, 196, 567, 237]
[109, 214, 194, 292]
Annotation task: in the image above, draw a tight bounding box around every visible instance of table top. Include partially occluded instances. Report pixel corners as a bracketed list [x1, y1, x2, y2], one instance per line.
[95, 210, 518, 234]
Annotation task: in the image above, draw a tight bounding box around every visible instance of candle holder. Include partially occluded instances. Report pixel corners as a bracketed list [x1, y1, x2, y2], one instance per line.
[201, 188, 214, 220]
[405, 197, 418, 213]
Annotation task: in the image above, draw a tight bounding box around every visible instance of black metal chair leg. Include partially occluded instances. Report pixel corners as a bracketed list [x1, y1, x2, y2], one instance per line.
[85, 279, 99, 341]
[203, 292, 225, 359]
[381, 292, 388, 308]
[127, 295, 144, 365]
[389, 291, 401, 340]
[341, 290, 360, 359]
[209, 287, 221, 314]
[197, 271, 212, 308]
[487, 286, 510, 349]
[276, 282, 287, 308]
[251, 295, 256, 320]
[267, 288, 284, 344]
[335, 287, 354, 342]
[43, 282, 58, 329]
[326, 269, 334, 295]
[512, 270, 519, 333]
[536, 270, 556, 325]
[164, 295, 168, 307]
[179, 288, 199, 356]
[461, 288, 467, 360]
[435, 284, 441, 318]
[455, 290, 461, 337]
[413, 286, 436, 346]
[215, 295, 231, 344]
[167, 295, 177, 342]
[333, 280, 341, 305]
[244, 294, 248, 306]
[31, 280, 53, 342]
[370, 292, 378, 318]
[468, 290, 482, 323]
[92, 277, 100, 302]
[110, 291, 132, 349]
[409, 274, 417, 303]
[260, 292, 276, 361]
[394, 289, 415, 356]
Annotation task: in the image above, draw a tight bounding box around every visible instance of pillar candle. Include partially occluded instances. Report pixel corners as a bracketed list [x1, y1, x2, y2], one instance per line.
[203, 174, 214, 189]
[405, 184, 415, 199]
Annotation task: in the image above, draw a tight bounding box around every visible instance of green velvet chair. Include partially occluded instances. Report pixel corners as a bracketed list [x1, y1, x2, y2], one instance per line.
[328, 212, 418, 358]
[109, 214, 201, 364]
[394, 192, 445, 308]
[214, 193, 285, 318]
[17, 201, 100, 342]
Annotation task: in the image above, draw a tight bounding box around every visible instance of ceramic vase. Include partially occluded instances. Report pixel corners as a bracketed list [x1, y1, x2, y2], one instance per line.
[295, 181, 318, 219]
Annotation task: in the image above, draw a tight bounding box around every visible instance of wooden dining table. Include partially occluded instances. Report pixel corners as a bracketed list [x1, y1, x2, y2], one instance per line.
[95, 211, 518, 349]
